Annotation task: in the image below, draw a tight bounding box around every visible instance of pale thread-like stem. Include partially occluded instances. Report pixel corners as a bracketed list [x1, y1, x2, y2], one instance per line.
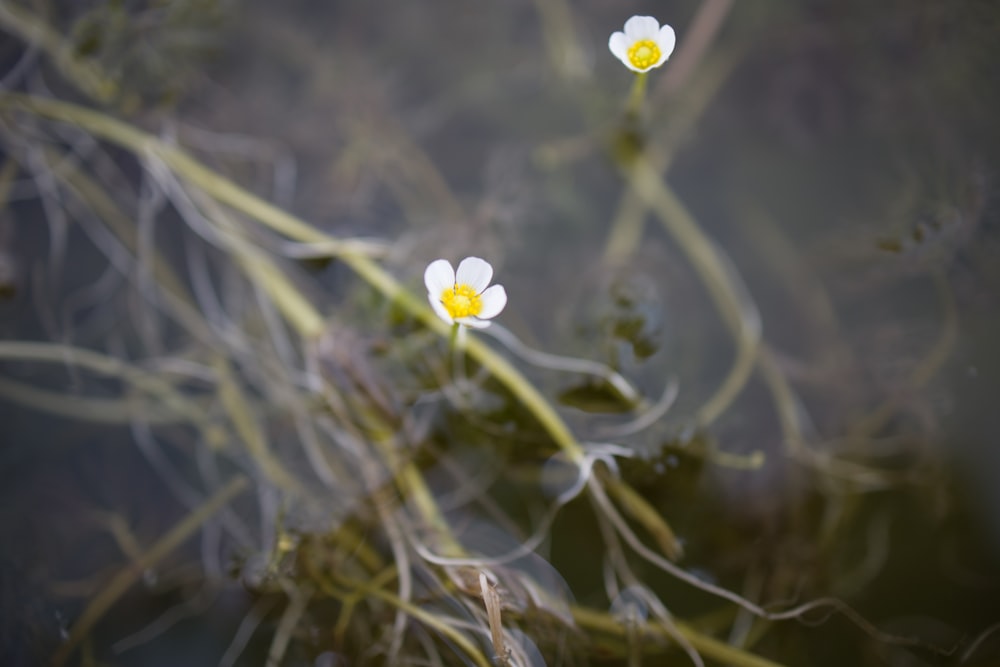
[654, 0, 735, 100]
[628, 158, 762, 429]
[214, 357, 305, 493]
[360, 582, 493, 667]
[850, 269, 957, 437]
[603, 49, 740, 266]
[15, 94, 691, 554]
[3, 94, 689, 628]
[571, 604, 786, 667]
[52, 476, 250, 667]
[531, 0, 587, 80]
[0, 93, 586, 462]
[266, 584, 313, 667]
[0, 340, 225, 444]
[0, 2, 117, 102]
[0, 375, 179, 424]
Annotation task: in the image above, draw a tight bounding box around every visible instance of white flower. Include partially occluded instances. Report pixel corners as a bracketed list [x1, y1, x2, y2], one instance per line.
[608, 16, 676, 73]
[424, 257, 507, 329]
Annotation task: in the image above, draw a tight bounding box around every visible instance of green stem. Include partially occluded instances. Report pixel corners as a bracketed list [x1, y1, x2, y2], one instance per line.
[353, 578, 493, 667]
[447, 321, 467, 385]
[603, 49, 739, 266]
[571, 604, 787, 667]
[0, 340, 223, 443]
[629, 159, 762, 429]
[0, 93, 698, 565]
[0, 2, 117, 103]
[0, 93, 584, 462]
[52, 476, 250, 667]
[626, 71, 649, 119]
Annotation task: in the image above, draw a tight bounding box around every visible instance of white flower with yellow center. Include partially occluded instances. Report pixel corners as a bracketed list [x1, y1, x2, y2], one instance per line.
[425, 257, 507, 329]
[608, 16, 676, 73]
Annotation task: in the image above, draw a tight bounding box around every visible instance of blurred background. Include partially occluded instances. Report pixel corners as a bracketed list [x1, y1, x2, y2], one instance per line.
[1, 0, 999, 665]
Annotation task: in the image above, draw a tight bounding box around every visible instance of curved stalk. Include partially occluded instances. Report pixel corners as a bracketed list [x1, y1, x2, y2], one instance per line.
[52, 475, 250, 667]
[1, 92, 682, 577]
[627, 159, 762, 428]
[0, 93, 584, 462]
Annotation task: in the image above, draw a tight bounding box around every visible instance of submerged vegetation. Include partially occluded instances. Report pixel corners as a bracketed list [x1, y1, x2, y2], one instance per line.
[1, 0, 999, 665]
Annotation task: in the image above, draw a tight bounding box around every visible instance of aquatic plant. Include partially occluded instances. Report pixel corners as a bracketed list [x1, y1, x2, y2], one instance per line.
[0, 1, 997, 666]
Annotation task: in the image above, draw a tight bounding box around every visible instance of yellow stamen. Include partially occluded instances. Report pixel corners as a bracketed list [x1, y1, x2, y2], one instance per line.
[627, 39, 661, 70]
[440, 283, 482, 319]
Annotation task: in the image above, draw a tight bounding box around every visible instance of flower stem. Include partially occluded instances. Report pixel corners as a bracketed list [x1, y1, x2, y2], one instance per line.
[0, 94, 588, 464]
[447, 322, 467, 386]
[628, 158, 762, 428]
[625, 71, 648, 119]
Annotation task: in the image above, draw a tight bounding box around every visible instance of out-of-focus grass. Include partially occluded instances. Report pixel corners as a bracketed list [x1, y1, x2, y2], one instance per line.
[1, 1, 998, 665]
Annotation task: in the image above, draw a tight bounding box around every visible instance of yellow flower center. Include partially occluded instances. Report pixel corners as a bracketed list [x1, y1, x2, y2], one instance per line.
[627, 39, 661, 70]
[440, 283, 482, 319]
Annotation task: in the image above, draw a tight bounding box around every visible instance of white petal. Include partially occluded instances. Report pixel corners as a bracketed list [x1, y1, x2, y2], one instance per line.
[623, 15, 659, 41]
[476, 285, 507, 320]
[656, 24, 676, 62]
[608, 31, 629, 63]
[457, 316, 492, 329]
[455, 256, 493, 293]
[428, 293, 454, 324]
[424, 259, 455, 297]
